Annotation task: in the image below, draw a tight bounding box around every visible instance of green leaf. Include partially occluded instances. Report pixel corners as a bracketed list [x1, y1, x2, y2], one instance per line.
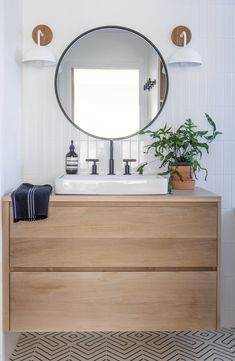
[137, 163, 147, 175]
[169, 168, 184, 181]
[198, 165, 208, 180]
[205, 131, 222, 143]
[168, 178, 173, 193]
[197, 142, 209, 153]
[205, 113, 216, 132]
[158, 170, 171, 176]
[196, 130, 208, 136]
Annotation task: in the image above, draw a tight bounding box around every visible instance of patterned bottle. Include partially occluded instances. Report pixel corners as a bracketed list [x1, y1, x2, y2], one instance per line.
[65, 140, 78, 174]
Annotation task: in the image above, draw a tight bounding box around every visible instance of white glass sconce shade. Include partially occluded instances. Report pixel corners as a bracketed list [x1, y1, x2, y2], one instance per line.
[22, 27, 56, 67]
[168, 29, 202, 66]
[22, 45, 57, 66]
[168, 46, 202, 65]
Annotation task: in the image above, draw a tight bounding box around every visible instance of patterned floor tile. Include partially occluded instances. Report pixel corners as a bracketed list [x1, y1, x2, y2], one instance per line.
[69, 346, 107, 361]
[10, 333, 41, 361]
[106, 332, 143, 360]
[70, 331, 107, 361]
[31, 333, 71, 361]
[9, 329, 235, 361]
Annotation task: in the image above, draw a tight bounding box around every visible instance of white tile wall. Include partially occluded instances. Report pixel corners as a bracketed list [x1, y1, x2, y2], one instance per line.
[22, 0, 235, 326]
[1, 0, 22, 359]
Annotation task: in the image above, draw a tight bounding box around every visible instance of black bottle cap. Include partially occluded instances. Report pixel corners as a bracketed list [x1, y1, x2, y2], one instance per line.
[69, 140, 75, 152]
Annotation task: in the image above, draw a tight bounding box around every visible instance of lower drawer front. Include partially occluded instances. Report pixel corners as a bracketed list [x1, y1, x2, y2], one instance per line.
[10, 271, 216, 331]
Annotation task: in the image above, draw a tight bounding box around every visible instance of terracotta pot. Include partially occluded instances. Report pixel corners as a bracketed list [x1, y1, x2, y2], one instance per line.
[170, 163, 195, 190]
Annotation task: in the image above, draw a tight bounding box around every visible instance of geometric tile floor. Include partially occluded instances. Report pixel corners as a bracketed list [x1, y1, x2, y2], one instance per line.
[10, 329, 235, 361]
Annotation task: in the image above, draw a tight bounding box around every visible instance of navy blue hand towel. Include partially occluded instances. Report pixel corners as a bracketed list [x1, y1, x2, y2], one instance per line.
[11, 183, 52, 223]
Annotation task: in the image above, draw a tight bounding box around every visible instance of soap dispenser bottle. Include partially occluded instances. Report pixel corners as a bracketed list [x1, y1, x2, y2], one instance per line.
[66, 140, 78, 174]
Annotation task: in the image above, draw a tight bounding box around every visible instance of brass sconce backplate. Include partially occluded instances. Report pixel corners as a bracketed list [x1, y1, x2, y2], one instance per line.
[32, 24, 53, 46]
[171, 25, 192, 46]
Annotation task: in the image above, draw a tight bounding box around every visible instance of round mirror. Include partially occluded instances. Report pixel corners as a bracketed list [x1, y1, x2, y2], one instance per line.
[55, 26, 169, 140]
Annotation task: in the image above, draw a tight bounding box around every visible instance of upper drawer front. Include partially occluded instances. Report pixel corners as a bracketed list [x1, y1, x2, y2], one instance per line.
[10, 204, 217, 268]
[10, 203, 217, 239]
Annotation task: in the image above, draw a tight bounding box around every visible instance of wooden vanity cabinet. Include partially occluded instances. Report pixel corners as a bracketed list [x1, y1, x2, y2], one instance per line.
[2, 188, 221, 332]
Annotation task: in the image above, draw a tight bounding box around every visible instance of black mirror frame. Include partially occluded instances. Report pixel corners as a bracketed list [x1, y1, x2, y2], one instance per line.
[54, 25, 169, 141]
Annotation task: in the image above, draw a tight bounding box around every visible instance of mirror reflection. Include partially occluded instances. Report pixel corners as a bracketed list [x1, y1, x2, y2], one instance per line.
[55, 27, 168, 139]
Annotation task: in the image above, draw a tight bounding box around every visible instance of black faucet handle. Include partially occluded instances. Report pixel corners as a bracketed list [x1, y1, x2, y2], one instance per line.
[86, 159, 99, 175]
[123, 159, 136, 175]
[123, 159, 136, 163]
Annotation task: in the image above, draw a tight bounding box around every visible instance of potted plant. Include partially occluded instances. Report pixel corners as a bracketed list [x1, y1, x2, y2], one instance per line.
[137, 114, 222, 192]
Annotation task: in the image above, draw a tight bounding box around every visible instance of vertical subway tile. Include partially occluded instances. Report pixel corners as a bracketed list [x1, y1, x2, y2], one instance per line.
[122, 140, 131, 159]
[221, 209, 235, 243]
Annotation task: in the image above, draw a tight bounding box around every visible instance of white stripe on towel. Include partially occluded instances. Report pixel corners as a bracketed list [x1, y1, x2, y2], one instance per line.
[27, 187, 31, 220]
[27, 187, 34, 220]
[32, 186, 36, 220]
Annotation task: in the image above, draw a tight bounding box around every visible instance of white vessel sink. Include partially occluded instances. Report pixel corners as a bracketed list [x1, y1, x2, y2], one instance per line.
[55, 174, 168, 195]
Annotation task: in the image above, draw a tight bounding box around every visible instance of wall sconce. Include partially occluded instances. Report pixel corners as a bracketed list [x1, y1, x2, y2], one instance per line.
[22, 24, 57, 66]
[168, 25, 202, 66]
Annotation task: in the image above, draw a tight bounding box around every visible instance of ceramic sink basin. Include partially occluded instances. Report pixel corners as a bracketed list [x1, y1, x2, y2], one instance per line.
[55, 174, 168, 195]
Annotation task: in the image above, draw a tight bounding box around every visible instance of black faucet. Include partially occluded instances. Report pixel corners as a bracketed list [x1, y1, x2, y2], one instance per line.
[123, 159, 136, 175]
[86, 159, 99, 175]
[108, 140, 115, 175]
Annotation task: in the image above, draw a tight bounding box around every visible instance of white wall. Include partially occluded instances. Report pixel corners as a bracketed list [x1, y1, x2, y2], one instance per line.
[0, 0, 4, 356]
[22, 0, 235, 326]
[0, 0, 22, 359]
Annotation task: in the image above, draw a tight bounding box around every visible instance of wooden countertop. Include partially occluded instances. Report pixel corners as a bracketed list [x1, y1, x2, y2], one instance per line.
[3, 187, 221, 203]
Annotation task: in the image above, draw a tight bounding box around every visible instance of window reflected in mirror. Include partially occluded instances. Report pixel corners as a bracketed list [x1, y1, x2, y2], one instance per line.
[72, 68, 140, 138]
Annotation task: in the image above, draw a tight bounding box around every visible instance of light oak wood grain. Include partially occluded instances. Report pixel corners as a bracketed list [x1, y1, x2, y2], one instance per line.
[10, 271, 217, 331]
[171, 25, 192, 46]
[10, 237, 217, 268]
[32, 25, 53, 46]
[10, 204, 217, 239]
[2, 201, 10, 331]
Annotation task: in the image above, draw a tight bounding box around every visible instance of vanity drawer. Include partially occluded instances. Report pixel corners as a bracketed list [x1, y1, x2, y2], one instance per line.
[10, 204, 217, 268]
[10, 271, 217, 331]
[10, 204, 217, 239]
[10, 237, 217, 268]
